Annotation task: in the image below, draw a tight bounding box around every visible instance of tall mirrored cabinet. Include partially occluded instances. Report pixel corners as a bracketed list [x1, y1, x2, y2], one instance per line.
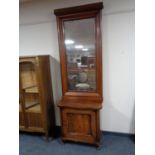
[54, 2, 103, 147]
[19, 55, 55, 139]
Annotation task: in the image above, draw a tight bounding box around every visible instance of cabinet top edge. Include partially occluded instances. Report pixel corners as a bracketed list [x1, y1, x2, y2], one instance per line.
[19, 55, 50, 59]
[54, 2, 103, 16]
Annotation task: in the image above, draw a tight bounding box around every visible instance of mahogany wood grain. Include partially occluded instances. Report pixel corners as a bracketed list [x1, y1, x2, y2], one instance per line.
[54, 2, 103, 16]
[54, 3, 103, 147]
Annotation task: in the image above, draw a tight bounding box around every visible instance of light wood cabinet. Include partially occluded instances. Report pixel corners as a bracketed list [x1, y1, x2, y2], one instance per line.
[54, 2, 103, 147]
[19, 55, 55, 139]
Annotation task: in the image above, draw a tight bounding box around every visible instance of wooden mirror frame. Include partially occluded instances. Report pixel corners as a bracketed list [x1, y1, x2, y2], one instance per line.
[54, 3, 103, 102]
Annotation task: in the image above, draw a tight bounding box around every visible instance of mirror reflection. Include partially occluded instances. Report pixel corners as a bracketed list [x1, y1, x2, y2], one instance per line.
[64, 18, 96, 91]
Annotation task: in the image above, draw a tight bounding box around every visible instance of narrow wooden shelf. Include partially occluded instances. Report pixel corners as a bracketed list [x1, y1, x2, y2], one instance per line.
[19, 101, 39, 111]
[26, 104, 41, 113]
[22, 84, 36, 89]
[22, 85, 39, 93]
[25, 101, 39, 109]
[25, 87, 38, 93]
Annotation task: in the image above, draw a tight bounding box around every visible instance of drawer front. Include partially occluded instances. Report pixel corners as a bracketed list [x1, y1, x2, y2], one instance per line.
[61, 108, 97, 144]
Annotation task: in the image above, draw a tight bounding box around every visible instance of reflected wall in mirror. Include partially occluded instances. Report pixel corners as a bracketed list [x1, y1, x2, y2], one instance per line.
[64, 18, 96, 92]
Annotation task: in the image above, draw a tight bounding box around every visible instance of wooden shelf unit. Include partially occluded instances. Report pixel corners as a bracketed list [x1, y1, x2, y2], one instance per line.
[19, 55, 55, 138]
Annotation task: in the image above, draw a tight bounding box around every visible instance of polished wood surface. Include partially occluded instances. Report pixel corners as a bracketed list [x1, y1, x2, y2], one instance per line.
[54, 2, 103, 16]
[58, 100, 102, 110]
[19, 55, 55, 138]
[54, 3, 103, 102]
[54, 3, 103, 147]
[58, 101, 101, 146]
[62, 109, 97, 143]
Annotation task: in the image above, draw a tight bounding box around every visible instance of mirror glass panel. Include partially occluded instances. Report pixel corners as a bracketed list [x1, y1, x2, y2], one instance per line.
[64, 18, 96, 92]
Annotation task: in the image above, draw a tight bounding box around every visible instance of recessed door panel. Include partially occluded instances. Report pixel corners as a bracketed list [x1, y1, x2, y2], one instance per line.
[62, 108, 96, 143]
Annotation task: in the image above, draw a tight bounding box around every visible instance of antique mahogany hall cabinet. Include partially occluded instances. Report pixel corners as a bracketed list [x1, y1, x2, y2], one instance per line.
[54, 2, 103, 147]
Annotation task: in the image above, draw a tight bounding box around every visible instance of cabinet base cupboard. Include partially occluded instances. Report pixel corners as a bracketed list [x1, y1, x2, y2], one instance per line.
[19, 55, 55, 139]
[54, 2, 103, 147]
[58, 101, 102, 147]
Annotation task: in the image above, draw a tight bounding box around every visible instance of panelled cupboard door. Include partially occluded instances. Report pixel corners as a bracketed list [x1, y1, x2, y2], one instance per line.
[62, 108, 97, 144]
